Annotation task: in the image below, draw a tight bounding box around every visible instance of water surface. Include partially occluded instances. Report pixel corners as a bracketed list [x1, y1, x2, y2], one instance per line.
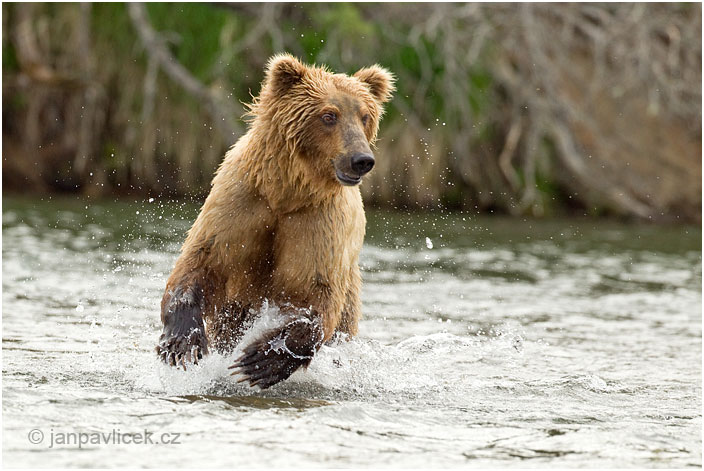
[2, 196, 701, 467]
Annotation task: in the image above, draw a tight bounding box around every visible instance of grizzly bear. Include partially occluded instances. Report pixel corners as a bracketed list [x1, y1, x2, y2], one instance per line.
[156, 54, 394, 389]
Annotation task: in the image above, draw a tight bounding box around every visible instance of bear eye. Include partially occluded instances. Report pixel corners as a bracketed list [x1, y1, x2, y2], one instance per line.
[362, 114, 370, 126]
[322, 112, 337, 125]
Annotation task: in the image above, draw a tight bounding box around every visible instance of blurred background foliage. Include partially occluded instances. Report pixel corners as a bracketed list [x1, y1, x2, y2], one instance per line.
[2, 3, 701, 221]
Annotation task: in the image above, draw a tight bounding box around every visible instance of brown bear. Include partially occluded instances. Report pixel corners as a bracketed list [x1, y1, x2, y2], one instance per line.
[156, 54, 394, 389]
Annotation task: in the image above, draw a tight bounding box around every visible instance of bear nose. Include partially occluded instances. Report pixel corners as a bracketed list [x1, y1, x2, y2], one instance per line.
[350, 153, 375, 175]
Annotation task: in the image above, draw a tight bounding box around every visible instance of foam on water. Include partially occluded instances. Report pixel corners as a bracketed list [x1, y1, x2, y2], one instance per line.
[137, 301, 528, 401]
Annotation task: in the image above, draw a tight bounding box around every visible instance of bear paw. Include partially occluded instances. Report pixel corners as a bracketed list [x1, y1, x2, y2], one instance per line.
[156, 328, 209, 370]
[228, 318, 322, 389]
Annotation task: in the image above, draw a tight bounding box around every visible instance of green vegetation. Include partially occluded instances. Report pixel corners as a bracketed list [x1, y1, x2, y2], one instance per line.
[2, 3, 701, 221]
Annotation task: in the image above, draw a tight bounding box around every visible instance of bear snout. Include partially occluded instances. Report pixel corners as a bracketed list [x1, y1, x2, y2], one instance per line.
[350, 153, 375, 176]
[334, 151, 375, 186]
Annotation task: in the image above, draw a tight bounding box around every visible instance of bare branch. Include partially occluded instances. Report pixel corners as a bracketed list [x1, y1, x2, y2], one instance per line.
[127, 3, 239, 139]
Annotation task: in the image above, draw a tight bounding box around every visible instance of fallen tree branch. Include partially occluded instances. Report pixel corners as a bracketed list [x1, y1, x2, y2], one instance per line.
[127, 3, 239, 139]
[498, 118, 523, 192]
[12, 3, 85, 88]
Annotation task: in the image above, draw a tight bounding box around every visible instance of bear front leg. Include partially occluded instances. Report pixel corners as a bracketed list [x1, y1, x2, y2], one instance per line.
[157, 282, 210, 370]
[228, 310, 324, 389]
[336, 265, 362, 338]
[229, 206, 353, 389]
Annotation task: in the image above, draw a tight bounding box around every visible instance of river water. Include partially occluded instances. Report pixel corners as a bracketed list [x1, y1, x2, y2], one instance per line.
[2, 196, 701, 467]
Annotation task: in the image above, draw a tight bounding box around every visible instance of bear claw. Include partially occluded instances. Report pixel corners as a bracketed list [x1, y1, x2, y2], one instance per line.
[229, 318, 322, 389]
[229, 339, 307, 389]
[156, 330, 208, 371]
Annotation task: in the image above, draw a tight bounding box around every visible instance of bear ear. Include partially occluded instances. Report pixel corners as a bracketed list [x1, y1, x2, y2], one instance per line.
[265, 54, 308, 95]
[354, 65, 395, 103]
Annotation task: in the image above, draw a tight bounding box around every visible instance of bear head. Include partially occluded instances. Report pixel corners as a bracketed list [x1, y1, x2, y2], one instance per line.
[250, 54, 395, 187]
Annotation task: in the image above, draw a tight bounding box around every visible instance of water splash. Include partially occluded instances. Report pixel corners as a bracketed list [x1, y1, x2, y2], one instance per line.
[143, 302, 530, 402]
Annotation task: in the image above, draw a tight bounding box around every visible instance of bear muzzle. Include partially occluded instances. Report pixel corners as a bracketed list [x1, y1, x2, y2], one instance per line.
[335, 152, 375, 186]
[351, 153, 375, 175]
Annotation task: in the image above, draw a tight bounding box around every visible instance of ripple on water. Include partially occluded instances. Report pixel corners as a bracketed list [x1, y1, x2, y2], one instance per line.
[2, 199, 701, 467]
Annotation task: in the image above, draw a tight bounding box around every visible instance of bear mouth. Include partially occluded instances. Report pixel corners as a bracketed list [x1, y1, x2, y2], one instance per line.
[335, 170, 362, 186]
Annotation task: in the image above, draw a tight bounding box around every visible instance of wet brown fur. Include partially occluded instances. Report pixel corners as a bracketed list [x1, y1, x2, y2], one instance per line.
[159, 55, 394, 376]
